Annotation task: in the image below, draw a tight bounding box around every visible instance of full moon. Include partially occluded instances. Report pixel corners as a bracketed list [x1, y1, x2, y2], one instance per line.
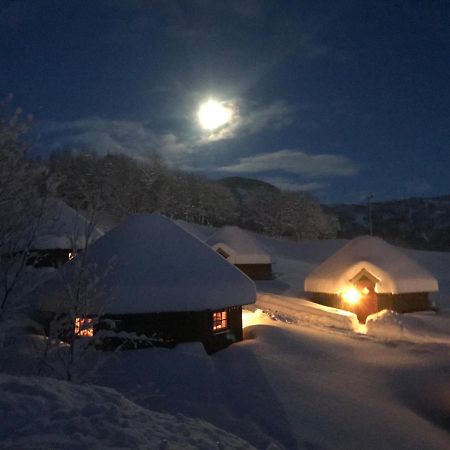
[197, 99, 233, 131]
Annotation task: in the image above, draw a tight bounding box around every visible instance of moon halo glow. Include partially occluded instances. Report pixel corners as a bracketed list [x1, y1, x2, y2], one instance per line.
[197, 99, 233, 131]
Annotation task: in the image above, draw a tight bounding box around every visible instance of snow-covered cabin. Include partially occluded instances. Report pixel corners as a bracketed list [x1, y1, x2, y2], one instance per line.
[37, 214, 256, 353]
[205, 226, 272, 280]
[21, 198, 102, 268]
[304, 235, 438, 321]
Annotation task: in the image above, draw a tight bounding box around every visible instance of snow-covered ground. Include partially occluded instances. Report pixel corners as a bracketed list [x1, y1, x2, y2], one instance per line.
[1, 228, 450, 449]
[0, 373, 255, 449]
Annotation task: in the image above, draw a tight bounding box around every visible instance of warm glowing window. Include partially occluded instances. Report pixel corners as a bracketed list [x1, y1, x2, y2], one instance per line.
[75, 317, 94, 337]
[362, 287, 370, 295]
[212, 310, 228, 332]
[216, 248, 230, 259]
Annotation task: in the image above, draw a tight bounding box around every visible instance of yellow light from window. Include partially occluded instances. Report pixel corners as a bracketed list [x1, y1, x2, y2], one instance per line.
[341, 288, 361, 305]
[212, 310, 228, 331]
[75, 317, 94, 337]
[362, 287, 370, 295]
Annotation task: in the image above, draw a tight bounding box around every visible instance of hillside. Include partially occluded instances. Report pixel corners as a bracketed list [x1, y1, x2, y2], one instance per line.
[329, 195, 450, 251]
[218, 176, 280, 200]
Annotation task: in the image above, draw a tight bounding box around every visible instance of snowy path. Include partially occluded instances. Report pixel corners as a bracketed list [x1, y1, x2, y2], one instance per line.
[255, 292, 450, 346]
[233, 313, 450, 449]
[67, 306, 450, 450]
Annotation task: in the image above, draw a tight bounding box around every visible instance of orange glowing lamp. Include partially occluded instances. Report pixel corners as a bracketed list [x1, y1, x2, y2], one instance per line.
[341, 288, 361, 305]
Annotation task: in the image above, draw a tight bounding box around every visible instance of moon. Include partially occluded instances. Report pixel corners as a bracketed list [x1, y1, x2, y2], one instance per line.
[197, 99, 233, 131]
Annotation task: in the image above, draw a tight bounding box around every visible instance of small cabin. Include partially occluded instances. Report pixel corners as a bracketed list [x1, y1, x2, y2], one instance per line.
[36, 214, 256, 353]
[304, 235, 438, 322]
[206, 226, 272, 280]
[13, 198, 103, 268]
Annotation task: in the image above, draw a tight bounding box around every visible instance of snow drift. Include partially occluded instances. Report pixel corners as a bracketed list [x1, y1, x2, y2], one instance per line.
[0, 374, 255, 449]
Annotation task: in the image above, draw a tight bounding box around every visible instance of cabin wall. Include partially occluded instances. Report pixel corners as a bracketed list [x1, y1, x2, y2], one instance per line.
[310, 292, 432, 315]
[235, 263, 272, 280]
[27, 249, 72, 268]
[203, 306, 243, 353]
[378, 293, 432, 313]
[97, 306, 244, 353]
[310, 293, 341, 309]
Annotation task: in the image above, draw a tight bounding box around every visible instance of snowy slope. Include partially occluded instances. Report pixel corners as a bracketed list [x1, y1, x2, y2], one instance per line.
[3, 225, 450, 449]
[0, 374, 255, 449]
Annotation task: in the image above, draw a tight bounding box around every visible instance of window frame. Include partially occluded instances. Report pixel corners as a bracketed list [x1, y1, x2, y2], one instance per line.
[74, 317, 94, 337]
[212, 310, 229, 333]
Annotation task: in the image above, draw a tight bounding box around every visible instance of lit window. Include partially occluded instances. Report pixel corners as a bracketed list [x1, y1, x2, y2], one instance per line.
[68, 251, 77, 261]
[212, 310, 228, 332]
[75, 317, 94, 337]
[216, 248, 230, 259]
[362, 287, 370, 295]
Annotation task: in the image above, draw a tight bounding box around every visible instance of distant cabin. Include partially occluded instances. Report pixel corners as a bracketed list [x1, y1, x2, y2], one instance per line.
[304, 235, 438, 322]
[36, 214, 256, 353]
[14, 198, 102, 268]
[205, 226, 273, 280]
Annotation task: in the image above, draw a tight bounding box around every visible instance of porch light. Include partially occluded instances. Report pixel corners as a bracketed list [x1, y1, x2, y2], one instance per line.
[341, 288, 361, 305]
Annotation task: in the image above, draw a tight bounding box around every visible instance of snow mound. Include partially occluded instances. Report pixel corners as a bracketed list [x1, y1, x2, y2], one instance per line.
[365, 309, 450, 345]
[0, 374, 255, 450]
[305, 235, 438, 294]
[256, 293, 361, 332]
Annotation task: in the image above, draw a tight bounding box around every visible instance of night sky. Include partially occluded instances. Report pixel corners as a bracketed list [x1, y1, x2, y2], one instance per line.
[1, 0, 449, 203]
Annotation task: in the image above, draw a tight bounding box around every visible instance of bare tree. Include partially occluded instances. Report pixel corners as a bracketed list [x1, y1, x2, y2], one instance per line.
[0, 96, 48, 342]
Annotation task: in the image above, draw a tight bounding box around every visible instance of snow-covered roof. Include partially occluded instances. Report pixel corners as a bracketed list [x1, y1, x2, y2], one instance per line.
[205, 226, 271, 265]
[304, 235, 438, 294]
[39, 214, 256, 314]
[174, 219, 215, 241]
[32, 198, 103, 250]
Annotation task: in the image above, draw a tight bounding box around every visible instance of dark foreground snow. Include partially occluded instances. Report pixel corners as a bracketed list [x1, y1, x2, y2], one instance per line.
[0, 373, 255, 450]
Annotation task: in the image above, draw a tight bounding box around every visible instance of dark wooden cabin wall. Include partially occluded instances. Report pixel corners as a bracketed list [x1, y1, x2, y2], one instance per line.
[27, 249, 72, 268]
[235, 263, 272, 280]
[96, 305, 244, 353]
[311, 292, 432, 315]
[378, 293, 431, 313]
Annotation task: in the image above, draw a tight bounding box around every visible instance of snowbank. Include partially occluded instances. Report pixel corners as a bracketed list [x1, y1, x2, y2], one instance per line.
[365, 309, 450, 345]
[0, 374, 255, 449]
[255, 292, 361, 332]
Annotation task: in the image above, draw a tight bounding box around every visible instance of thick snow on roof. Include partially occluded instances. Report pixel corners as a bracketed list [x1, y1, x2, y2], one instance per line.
[39, 214, 256, 314]
[175, 219, 216, 241]
[206, 226, 271, 264]
[304, 235, 438, 294]
[32, 198, 103, 250]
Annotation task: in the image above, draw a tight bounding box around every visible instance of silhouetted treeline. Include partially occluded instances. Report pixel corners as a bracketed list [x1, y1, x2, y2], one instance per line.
[48, 149, 339, 240]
